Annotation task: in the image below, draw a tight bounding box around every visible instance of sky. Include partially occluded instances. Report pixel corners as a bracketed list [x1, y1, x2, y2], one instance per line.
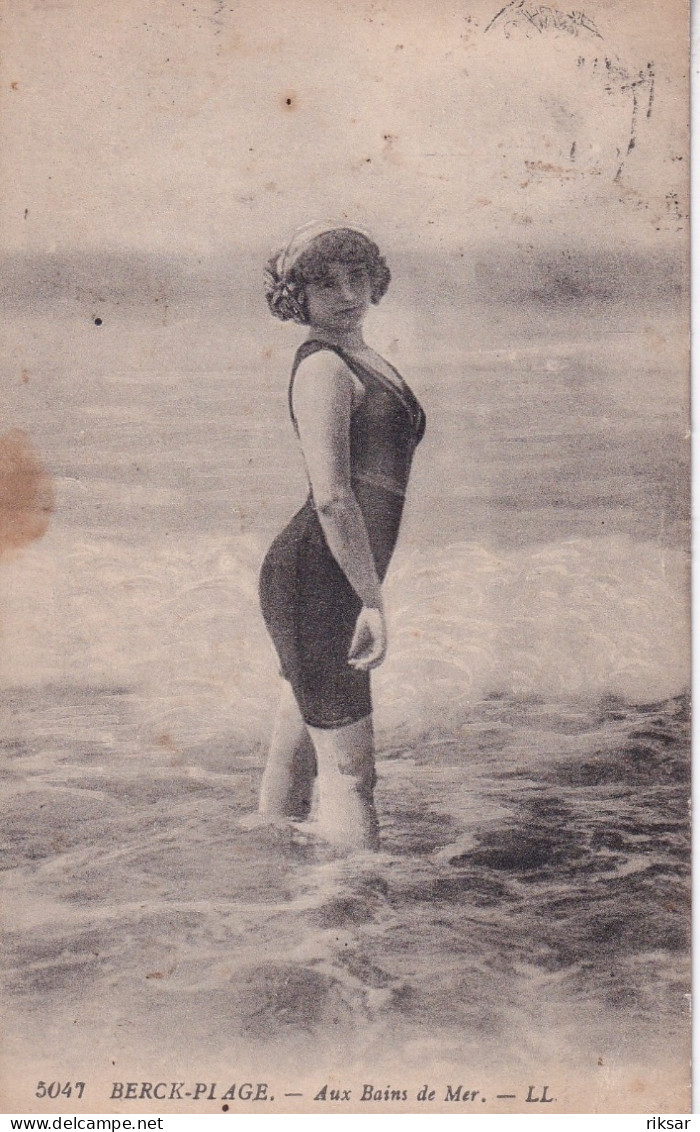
[0, 0, 688, 258]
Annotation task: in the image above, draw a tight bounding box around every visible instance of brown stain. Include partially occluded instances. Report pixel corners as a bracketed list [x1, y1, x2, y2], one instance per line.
[0, 429, 54, 556]
[154, 731, 176, 751]
[21, 369, 30, 384]
[10, 81, 18, 91]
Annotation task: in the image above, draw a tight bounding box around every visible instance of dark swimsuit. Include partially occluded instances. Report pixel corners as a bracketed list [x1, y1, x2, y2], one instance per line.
[259, 340, 426, 729]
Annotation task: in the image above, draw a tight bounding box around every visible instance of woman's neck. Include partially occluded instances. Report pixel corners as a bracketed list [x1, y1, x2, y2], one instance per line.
[307, 326, 367, 352]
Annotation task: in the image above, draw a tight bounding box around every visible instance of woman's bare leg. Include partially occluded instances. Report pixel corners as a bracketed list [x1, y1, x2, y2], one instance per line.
[307, 715, 379, 850]
[258, 680, 317, 819]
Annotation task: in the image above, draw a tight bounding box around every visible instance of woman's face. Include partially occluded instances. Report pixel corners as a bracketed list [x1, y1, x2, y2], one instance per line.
[304, 261, 372, 334]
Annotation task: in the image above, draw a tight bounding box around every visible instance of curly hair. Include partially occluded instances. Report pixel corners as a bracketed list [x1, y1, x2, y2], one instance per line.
[264, 228, 391, 324]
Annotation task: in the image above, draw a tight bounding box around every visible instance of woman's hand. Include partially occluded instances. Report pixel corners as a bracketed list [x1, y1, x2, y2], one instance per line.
[348, 606, 387, 671]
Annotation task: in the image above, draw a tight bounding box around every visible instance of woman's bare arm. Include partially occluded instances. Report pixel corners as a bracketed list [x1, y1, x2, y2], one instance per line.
[292, 350, 383, 613]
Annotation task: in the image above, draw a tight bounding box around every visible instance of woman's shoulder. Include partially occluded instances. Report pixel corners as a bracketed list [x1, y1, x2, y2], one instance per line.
[296, 341, 344, 369]
[291, 343, 365, 410]
[293, 343, 361, 389]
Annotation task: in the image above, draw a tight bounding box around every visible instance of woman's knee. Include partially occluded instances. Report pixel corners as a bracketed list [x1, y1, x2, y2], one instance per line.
[336, 744, 376, 795]
[309, 715, 375, 789]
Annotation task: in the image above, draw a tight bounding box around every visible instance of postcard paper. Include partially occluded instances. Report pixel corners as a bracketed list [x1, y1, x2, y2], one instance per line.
[0, 0, 690, 1115]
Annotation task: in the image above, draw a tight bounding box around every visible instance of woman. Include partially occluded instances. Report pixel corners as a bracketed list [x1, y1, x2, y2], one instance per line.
[258, 222, 426, 850]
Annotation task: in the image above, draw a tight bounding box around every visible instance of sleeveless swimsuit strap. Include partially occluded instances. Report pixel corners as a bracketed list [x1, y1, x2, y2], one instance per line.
[288, 339, 423, 437]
